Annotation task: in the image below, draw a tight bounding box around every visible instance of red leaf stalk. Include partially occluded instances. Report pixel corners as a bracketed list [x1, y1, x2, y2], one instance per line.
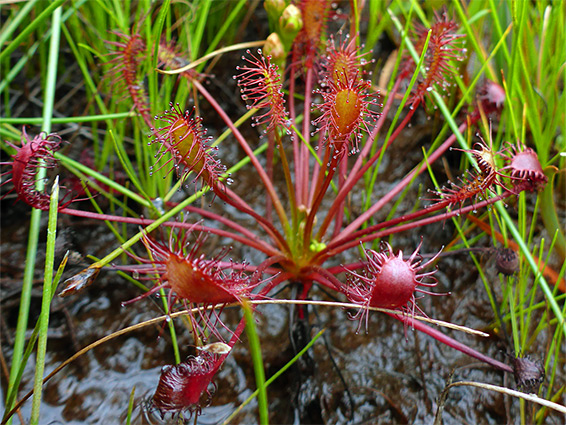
[192, 79, 291, 248]
[388, 312, 514, 375]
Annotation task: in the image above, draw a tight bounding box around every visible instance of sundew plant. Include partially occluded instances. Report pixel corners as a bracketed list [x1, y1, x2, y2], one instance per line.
[1, 1, 564, 424]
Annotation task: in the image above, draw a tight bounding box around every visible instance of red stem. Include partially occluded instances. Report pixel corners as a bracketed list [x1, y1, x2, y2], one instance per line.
[332, 154, 348, 239]
[325, 261, 365, 275]
[214, 261, 280, 276]
[299, 66, 315, 206]
[192, 79, 290, 232]
[166, 202, 278, 254]
[288, 54, 302, 202]
[315, 190, 513, 261]
[217, 270, 297, 369]
[275, 131, 297, 225]
[315, 77, 405, 239]
[303, 148, 338, 248]
[212, 183, 290, 254]
[265, 131, 275, 222]
[58, 207, 281, 256]
[307, 132, 329, 207]
[304, 266, 343, 292]
[387, 312, 513, 374]
[322, 104, 419, 239]
[258, 271, 296, 298]
[329, 119, 471, 246]
[250, 255, 288, 285]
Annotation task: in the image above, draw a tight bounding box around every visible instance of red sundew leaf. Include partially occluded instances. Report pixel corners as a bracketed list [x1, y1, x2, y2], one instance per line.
[343, 240, 442, 332]
[404, 11, 466, 108]
[150, 102, 227, 191]
[294, 0, 333, 65]
[105, 31, 150, 122]
[427, 169, 498, 210]
[320, 31, 372, 87]
[500, 142, 548, 192]
[313, 72, 380, 154]
[511, 355, 545, 393]
[427, 134, 511, 210]
[476, 80, 506, 116]
[235, 49, 290, 133]
[1, 128, 71, 211]
[116, 227, 256, 307]
[151, 352, 220, 420]
[113, 225, 266, 343]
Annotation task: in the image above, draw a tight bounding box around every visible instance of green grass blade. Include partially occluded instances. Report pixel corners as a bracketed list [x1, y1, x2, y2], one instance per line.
[223, 328, 326, 424]
[2, 254, 69, 423]
[30, 176, 59, 424]
[0, 0, 38, 47]
[126, 387, 136, 425]
[203, 0, 247, 57]
[0, 112, 135, 124]
[55, 152, 153, 208]
[0, 0, 66, 62]
[495, 202, 566, 337]
[190, 0, 211, 58]
[243, 302, 268, 424]
[5, 5, 64, 422]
